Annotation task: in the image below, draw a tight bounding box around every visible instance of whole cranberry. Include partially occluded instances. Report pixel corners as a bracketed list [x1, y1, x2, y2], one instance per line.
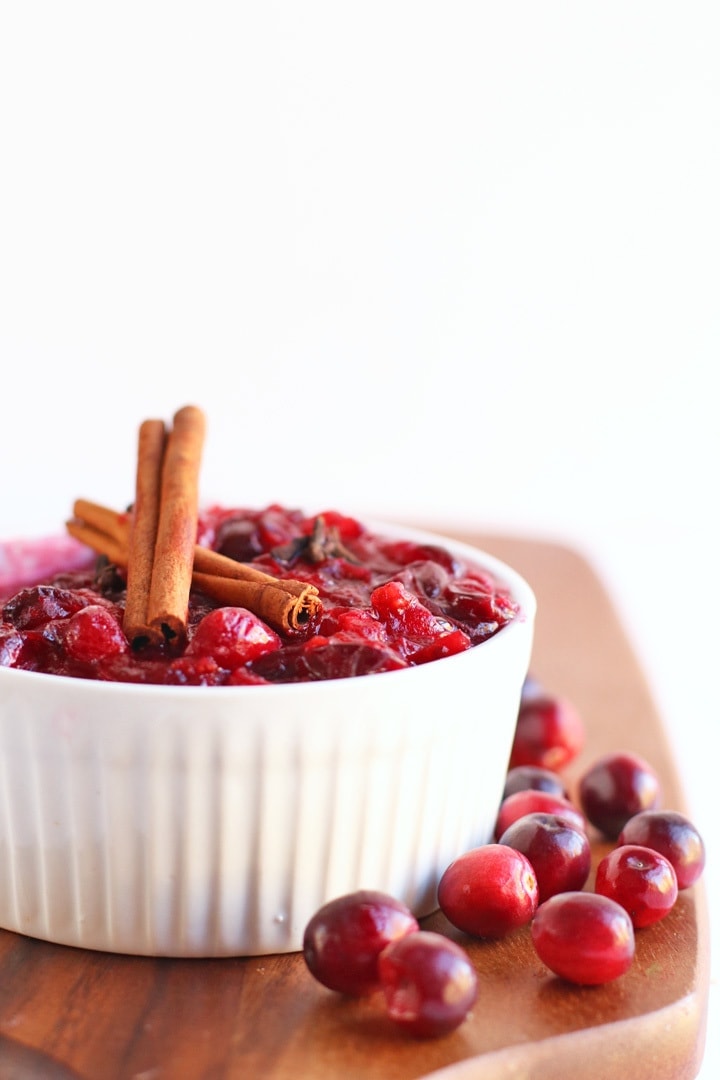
[494, 789, 585, 842]
[618, 810, 705, 889]
[499, 812, 591, 901]
[509, 694, 585, 772]
[437, 844, 538, 938]
[378, 931, 478, 1038]
[531, 892, 635, 985]
[187, 607, 281, 668]
[503, 765, 569, 801]
[595, 845, 678, 928]
[578, 751, 661, 839]
[63, 605, 128, 662]
[215, 517, 264, 562]
[302, 890, 419, 995]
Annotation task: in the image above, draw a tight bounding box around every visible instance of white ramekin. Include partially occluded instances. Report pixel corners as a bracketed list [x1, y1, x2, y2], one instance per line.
[0, 526, 535, 957]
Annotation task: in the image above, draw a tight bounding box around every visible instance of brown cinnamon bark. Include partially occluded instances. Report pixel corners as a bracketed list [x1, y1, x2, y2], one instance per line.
[192, 546, 317, 598]
[191, 572, 321, 633]
[65, 520, 129, 569]
[145, 406, 206, 646]
[123, 419, 167, 644]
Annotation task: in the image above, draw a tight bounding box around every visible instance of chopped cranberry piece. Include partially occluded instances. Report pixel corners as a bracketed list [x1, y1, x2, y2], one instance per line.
[579, 751, 661, 839]
[215, 518, 264, 562]
[226, 665, 270, 686]
[164, 656, 228, 685]
[251, 641, 407, 682]
[531, 892, 635, 985]
[310, 510, 364, 542]
[392, 561, 451, 603]
[303, 890, 419, 996]
[2, 585, 89, 630]
[378, 931, 477, 1038]
[444, 578, 499, 626]
[509, 694, 585, 772]
[594, 845, 678, 928]
[618, 809, 705, 889]
[316, 607, 387, 644]
[186, 607, 281, 668]
[438, 843, 539, 938]
[377, 540, 460, 575]
[498, 812, 592, 901]
[371, 581, 453, 646]
[255, 506, 305, 551]
[408, 628, 471, 664]
[0, 624, 24, 667]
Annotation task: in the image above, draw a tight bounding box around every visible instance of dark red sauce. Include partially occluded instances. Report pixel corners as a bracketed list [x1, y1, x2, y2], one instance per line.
[0, 505, 518, 685]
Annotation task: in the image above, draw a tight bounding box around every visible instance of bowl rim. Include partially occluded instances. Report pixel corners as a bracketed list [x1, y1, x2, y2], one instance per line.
[0, 520, 536, 698]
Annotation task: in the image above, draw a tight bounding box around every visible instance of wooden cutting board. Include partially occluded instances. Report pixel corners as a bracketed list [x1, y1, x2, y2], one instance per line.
[0, 534, 709, 1080]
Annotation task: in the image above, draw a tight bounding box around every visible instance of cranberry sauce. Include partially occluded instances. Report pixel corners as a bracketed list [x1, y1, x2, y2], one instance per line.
[0, 505, 518, 685]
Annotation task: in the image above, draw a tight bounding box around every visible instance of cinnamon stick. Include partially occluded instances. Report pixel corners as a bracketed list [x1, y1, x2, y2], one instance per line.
[67, 501, 322, 636]
[192, 545, 316, 598]
[191, 572, 321, 631]
[145, 405, 206, 645]
[123, 419, 167, 643]
[72, 499, 129, 548]
[65, 520, 129, 569]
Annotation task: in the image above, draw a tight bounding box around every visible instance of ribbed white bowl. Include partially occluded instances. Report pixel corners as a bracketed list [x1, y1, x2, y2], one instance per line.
[0, 529, 535, 956]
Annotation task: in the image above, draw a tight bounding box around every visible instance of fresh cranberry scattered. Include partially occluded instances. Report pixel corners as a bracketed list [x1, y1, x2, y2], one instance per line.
[502, 764, 568, 801]
[498, 812, 591, 901]
[618, 809, 705, 890]
[594, 844, 678, 928]
[578, 751, 661, 839]
[494, 789, 585, 842]
[63, 605, 128, 663]
[437, 844, 538, 938]
[302, 890, 419, 995]
[531, 892, 635, 985]
[509, 694, 585, 771]
[378, 930, 478, 1038]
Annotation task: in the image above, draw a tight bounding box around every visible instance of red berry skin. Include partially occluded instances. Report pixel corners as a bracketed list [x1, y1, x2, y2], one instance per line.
[509, 695, 585, 772]
[187, 607, 281, 668]
[531, 892, 635, 985]
[499, 813, 591, 902]
[63, 605, 128, 662]
[503, 765, 568, 801]
[378, 931, 478, 1038]
[438, 844, 538, 938]
[579, 751, 661, 840]
[618, 810, 705, 890]
[302, 890, 419, 995]
[494, 789, 585, 842]
[595, 845, 678, 928]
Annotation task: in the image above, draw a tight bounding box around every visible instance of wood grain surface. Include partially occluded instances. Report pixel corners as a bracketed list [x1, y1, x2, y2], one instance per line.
[0, 534, 709, 1079]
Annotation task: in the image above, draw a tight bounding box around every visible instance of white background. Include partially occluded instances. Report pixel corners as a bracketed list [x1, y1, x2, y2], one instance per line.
[1, 3, 718, 1074]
